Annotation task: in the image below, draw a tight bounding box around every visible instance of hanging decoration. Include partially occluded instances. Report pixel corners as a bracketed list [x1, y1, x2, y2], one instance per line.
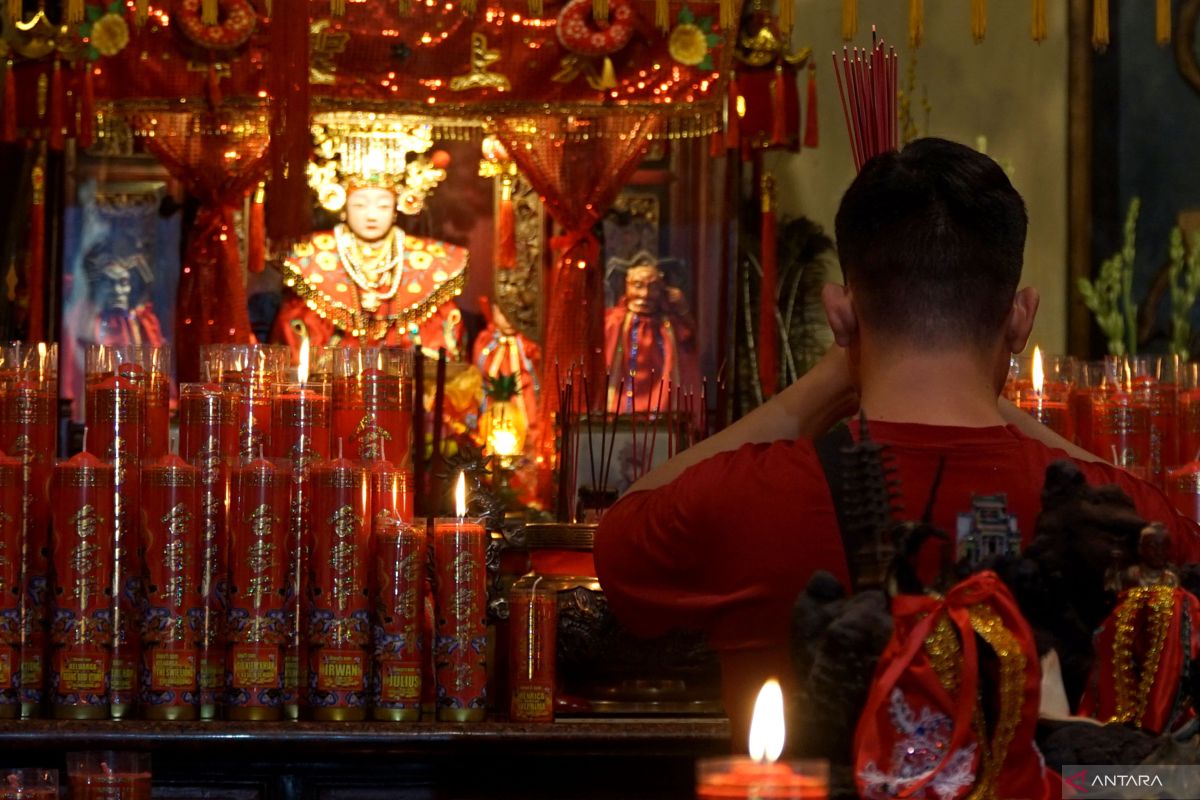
[479, 135, 519, 270]
[730, 1, 810, 156]
[758, 174, 778, 397]
[1093, 0, 1110, 50]
[25, 152, 46, 342]
[79, 3, 131, 61]
[842, 0, 858, 42]
[971, 0, 987, 43]
[908, 0, 923, 48]
[1156, 0, 1171, 46]
[1031, 0, 1047, 43]
[668, 7, 721, 70]
[176, 0, 257, 51]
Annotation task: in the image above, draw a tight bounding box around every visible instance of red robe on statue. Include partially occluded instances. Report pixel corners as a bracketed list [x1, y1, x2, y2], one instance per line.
[604, 299, 697, 413]
[272, 226, 468, 359]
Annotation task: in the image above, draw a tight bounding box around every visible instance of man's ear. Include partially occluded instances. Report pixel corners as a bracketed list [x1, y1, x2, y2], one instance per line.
[1005, 286, 1040, 354]
[822, 283, 858, 347]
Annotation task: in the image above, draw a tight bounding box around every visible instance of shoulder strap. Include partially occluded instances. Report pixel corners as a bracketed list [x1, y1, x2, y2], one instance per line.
[813, 423, 863, 589]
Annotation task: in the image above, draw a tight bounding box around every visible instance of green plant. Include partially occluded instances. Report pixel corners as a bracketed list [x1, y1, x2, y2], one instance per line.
[1169, 227, 1200, 360]
[1079, 198, 1140, 356]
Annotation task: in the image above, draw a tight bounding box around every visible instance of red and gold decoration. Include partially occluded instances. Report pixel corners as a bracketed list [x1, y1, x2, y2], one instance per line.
[332, 346, 414, 466]
[433, 473, 488, 721]
[308, 455, 371, 720]
[204, 344, 289, 464]
[0, 342, 56, 716]
[178, 382, 237, 719]
[507, 576, 556, 723]
[49, 450, 114, 720]
[371, 510, 424, 721]
[138, 456, 201, 721]
[0, 454, 21, 717]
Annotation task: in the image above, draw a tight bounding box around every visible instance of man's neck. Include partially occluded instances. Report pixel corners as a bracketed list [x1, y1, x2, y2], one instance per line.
[857, 347, 1007, 428]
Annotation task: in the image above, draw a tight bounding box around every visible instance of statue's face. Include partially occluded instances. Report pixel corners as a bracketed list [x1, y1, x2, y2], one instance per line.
[96, 263, 132, 312]
[346, 186, 397, 243]
[624, 265, 664, 316]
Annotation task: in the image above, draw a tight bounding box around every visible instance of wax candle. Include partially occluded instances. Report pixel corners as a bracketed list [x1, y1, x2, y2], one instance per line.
[0, 768, 57, 800]
[206, 344, 287, 464]
[178, 382, 235, 719]
[369, 460, 414, 524]
[433, 472, 488, 721]
[85, 350, 144, 720]
[1134, 376, 1178, 484]
[139, 456, 201, 721]
[49, 451, 114, 720]
[372, 511, 425, 721]
[333, 347, 414, 466]
[130, 347, 171, 460]
[1090, 362, 1152, 478]
[0, 342, 57, 717]
[226, 457, 288, 720]
[0, 454, 23, 718]
[66, 752, 151, 800]
[696, 681, 829, 800]
[1014, 347, 1074, 441]
[1167, 462, 1200, 525]
[508, 577, 557, 723]
[308, 456, 370, 721]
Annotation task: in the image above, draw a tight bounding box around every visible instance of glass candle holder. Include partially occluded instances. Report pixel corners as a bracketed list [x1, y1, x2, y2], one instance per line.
[371, 512, 425, 721]
[0, 453, 22, 718]
[1009, 351, 1074, 441]
[696, 758, 829, 800]
[1091, 356, 1152, 477]
[0, 768, 57, 800]
[332, 346, 414, 466]
[66, 752, 151, 800]
[202, 344, 288, 464]
[1131, 354, 1180, 485]
[139, 346, 172, 461]
[0, 342, 57, 716]
[508, 575, 557, 723]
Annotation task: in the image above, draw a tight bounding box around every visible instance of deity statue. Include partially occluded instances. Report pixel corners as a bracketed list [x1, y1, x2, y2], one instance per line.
[604, 253, 697, 413]
[82, 253, 166, 348]
[272, 120, 467, 359]
[1113, 522, 1180, 590]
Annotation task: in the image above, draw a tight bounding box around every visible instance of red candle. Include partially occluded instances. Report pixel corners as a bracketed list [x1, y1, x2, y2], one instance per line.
[272, 365, 331, 720]
[1180, 389, 1200, 467]
[309, 457, 370, 721]
[49, 451, 114, 720]
[0, 342, 57, 717]
[1070, 386, 1094, 452]
[178, 383, 235, 720]
[139, 456, 201, 721]
[226, 457, 288, 720]
[0, 454, 21, 717]
[1013, 348, 1074, 441]
[85, 366, 143, 720]
[695, 759, 829, 799]
[333, 347, 414, 466]
[124, 347, 170, 460]
[372, 513, 425, 721]
[1167, 462, 1200, 524]
[1091, 388, 1152, 478]
[206, 345, 287, 464]
[508, 579, 557, 723]
[433, 473, 488, 721]
[66, 753, 151, 800]
[1134, 375, 1179, 484]
[0, 768, 57, 800]
[369, 461, 414, 524]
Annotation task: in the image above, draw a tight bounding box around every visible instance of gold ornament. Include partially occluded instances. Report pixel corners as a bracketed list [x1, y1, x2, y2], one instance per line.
[91, 13, 131, 57]
[449, 33, 511, 92]
[669, 23, 708, 67]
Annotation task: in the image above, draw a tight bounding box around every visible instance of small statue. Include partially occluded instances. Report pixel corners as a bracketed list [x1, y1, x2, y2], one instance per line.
[604, 252, 697, 413]
[1113, 522, 1180, 590]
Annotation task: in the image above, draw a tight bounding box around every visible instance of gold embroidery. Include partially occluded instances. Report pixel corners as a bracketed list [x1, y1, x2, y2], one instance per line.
[409, 251, 433, 271]
[316, 251, 340, 272]
[314, 232, 336, 251]
[293, 242, 315, 258]
[1110, 586, 1174, 727]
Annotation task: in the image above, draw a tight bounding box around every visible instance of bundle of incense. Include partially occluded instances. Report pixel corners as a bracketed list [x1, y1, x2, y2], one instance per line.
[833, 26, 898, 171]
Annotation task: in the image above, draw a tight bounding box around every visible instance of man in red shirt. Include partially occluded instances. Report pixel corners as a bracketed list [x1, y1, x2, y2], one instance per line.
[593, 138, 1200, 743]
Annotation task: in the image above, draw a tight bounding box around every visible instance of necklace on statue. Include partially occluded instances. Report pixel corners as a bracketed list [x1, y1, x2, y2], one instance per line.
[335, 224, 406, 313]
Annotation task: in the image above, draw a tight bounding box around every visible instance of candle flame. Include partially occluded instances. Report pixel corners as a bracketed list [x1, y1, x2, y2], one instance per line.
[747, 678, 785, 764]
[1031, 346, 1044, 394]
[455, 471, 467, 518]
[298, 339, 310, 386]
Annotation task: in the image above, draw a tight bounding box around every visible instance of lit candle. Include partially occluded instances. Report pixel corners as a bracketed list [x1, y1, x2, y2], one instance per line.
[371, 510, 425, 721]
[0, 453, 20, 717]
[432, 472, 488, 721]
[178, 382, 236, 720]
[696, 680, 829, 799]
[49, 449, 114, 720]
[332, 347, 414, 466]
[85, 345, 144, 719]
[139, 455, 201, 721]
[271, 340, 331, 719]
[226, 456, 288, 721]
[66, 753, 151, 800]
[1016, 347, 1073, 440]
[0, 341, 57, 716]
[308, 450, 371, 721]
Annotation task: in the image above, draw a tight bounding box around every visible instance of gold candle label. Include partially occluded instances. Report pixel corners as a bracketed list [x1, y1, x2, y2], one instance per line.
[511, 685, 554, 721]
[0, 647, 11, 686]
[379, 662, 420, 703]
[110, 657, 135, 691]
[21, 654, 42, 687]
[151, 651, 197, 690]
[200, 658, 222, 691]
[57, 650, 107, 693]
[284, 654, 299, 688]
[233, 648, 279, 686]
[316, 650, 365, 691]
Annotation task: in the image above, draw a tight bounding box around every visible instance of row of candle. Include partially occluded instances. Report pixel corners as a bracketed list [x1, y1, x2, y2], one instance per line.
[1007, 350, 1200, 522]
[3, 753, 151, 800]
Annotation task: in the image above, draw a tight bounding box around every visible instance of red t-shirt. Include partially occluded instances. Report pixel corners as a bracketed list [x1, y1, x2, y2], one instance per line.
[593, 421, 1200, 741]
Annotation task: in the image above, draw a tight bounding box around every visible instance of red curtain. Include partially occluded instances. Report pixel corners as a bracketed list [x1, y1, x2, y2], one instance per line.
[493, 113, 659, 505]
[139, 112, 270, 381]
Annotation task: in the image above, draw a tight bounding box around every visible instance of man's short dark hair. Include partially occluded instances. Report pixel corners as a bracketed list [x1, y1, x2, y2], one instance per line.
[833, 137, 1028, 348]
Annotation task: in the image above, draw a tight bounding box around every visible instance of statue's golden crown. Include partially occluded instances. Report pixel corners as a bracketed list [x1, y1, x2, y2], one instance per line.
[307, 113, 449, 216]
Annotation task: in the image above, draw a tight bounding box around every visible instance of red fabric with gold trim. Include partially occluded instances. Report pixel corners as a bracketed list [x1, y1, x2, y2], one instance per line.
[1078, 586, 1200, 734]
[272, 230, 466, 357]
[853, 572, 1051, 800]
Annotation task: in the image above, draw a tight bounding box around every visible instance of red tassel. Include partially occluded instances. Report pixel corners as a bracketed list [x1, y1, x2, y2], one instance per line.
[725, 71, 740, 150]
[78, 64, 95, 150]
[709, 128, 723, 158]
[770, 64, 787, 146]
[758, 175, 778, 398]
[266, 0, 312, 244]
[47, 60, 64, 151]
[804, 63, 819, 148]
[496, 180, 517, 269]
[26, 155, 46, 342]
[247, 183, 266, 273]
[206, 65, 223, 108]
[2, 59, 16, 143]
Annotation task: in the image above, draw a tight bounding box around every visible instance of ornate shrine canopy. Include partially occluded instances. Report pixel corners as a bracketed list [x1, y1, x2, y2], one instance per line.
[78, 0, 738, 138]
